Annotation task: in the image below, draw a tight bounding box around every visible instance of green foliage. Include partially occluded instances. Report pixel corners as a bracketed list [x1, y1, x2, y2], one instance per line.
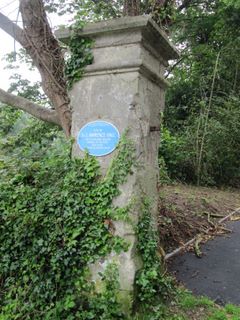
[150, 0, 176, 29]
[64, 20, 94, 89]
[175, 290, 240, 320]
[0, 105, 22, 136]
[224, 304, 240, 318]
[73, 0, 123, 21]
[178, 291, 214, 310]
[88, 264, 125, 320]
[0, 114, 135, 319]
[44, 0, 123, 20]
[4, 48, 36, 71]
[162, 0, 240, 187]
[195, 97, 240, 186]
[161, 96, 240, 186]
[159, 127, 194, 183]
[0, 107, 177, 318]
[158, 156, 171, 185]
[7, 74, 48, 105]
[135, 199, 174, 317]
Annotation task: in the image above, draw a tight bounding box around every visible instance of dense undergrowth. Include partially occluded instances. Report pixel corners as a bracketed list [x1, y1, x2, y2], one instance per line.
[0, 111, 135, 319]
[160, 1, 240, 188]
[0, 108, 175, 319]
[161, 97, 240, 187]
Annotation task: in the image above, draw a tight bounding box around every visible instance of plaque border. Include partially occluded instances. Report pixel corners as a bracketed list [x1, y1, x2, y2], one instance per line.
[77, 120, 120, 157]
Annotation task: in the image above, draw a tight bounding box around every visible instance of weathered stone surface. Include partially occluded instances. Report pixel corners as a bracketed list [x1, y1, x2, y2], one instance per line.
[56, 16, 178, 312]
[55, 15, 179, 61]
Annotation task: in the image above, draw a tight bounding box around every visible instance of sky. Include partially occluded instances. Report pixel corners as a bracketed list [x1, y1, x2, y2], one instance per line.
[0, 0, 72, 91]
[0, 0, 25, 90]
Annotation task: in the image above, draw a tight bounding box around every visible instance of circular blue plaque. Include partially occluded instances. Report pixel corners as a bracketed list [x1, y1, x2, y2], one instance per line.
[77, 120, 120, 157]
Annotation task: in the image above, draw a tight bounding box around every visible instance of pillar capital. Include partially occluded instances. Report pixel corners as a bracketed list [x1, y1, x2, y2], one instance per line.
[56, 16, 179, 87]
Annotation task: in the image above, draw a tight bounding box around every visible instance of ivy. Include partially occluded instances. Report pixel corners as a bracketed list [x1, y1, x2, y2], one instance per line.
[64, 20, 94, 89]
[85, 264, 126, 320]
[0, 124, 135, 319]
[0, 110, 175, 319]
[134, 199, 175, 317]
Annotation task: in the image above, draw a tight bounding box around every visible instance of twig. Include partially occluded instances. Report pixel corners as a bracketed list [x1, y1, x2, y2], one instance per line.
[194, 235, 202, 258]
[217, 226, 232, 233]
[202, 212, 225, 218]
[165, 237, 196, 261]
[165, 56, 185, 78]
[165, 206, 240, 261]
[219, 207, 240, 224]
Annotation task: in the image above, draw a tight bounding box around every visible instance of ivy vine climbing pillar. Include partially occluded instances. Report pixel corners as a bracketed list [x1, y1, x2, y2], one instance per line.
[56, 15, 179, 311]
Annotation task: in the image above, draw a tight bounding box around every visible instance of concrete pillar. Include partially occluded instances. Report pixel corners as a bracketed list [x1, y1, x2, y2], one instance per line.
[56, 15, 179, 308]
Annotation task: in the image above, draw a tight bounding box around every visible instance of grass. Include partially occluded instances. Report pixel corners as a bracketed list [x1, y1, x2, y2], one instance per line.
[168, 289, 240, 320]
[132, 289, 240, 319]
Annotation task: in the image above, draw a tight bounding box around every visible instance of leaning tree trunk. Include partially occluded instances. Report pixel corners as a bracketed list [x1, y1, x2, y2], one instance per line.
[19, 0, 71, 136]
[123, 0, 140, 16]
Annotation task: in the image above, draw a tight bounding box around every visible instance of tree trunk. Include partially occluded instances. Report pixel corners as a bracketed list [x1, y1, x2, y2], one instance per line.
[19, 0, 71, 136]
[123, 0, 140, 16]
[0, 88, 60, 126]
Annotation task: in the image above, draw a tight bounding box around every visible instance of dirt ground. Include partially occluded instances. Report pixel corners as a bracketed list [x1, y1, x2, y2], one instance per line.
[158, 184, 240, 253]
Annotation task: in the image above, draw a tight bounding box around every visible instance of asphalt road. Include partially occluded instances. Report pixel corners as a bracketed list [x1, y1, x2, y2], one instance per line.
[169, 220, 240, 305]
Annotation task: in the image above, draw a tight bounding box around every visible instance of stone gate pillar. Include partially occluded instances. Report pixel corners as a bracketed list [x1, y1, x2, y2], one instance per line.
[56, 15, 179, 309]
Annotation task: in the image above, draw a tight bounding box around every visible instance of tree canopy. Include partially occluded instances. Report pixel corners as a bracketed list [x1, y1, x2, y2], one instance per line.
[0, 0, 191, 136]
[0, 1, 239, 186]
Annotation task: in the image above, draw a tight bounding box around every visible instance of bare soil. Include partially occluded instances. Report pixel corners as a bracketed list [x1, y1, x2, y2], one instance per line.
[158, 184, 240, 253]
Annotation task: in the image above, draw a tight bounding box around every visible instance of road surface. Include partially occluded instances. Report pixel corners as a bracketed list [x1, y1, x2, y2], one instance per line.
[169, 221, 240, 305]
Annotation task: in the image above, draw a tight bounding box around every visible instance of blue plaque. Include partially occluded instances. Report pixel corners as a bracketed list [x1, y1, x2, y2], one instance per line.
[77, 120, 120, 157]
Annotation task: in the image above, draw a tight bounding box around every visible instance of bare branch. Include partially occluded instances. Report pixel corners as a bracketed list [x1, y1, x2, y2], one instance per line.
[178, 0, 193, 11]
[0, 88, 61, 126]
[165, 56, 185, 78]
[0, 3, 72, 137]
[0, 12, 27, 47]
